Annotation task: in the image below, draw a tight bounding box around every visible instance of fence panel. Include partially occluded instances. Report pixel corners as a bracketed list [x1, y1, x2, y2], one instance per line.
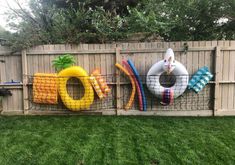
[215, 41, 235, 115]
[0, 47, 23, 113]
[0, 41, 234, 116]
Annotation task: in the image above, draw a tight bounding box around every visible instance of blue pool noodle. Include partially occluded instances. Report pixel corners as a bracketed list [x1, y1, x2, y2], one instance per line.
[127, 60, 147, 111]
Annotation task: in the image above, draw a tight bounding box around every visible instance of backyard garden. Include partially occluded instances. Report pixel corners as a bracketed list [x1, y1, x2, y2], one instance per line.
[0, 0, 235, 164]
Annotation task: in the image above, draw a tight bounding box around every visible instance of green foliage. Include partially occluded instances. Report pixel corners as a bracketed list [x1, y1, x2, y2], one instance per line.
[158, 0, 235, 41]
[3, 0, 235, 50]
[52, 54, 75, 72]
[0, 26, 11, 46]
[126, 7, 172, 36]
[91, 7, 127, 41]
[0, 116, 235, 164]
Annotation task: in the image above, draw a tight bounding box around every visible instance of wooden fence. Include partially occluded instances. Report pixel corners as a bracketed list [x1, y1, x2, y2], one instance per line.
[0, 41, 234, 116]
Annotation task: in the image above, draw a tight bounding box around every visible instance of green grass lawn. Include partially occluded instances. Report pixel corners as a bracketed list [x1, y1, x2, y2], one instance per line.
[0, 116, 235, 165]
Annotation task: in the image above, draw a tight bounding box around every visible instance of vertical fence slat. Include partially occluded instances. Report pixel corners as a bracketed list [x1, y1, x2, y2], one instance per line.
[226, 41, 233, 110]
[22, 49, 29, 114]
[214, 46, 221, 115]
[230, 41, 235, 110]
[115, 47, 121, 112]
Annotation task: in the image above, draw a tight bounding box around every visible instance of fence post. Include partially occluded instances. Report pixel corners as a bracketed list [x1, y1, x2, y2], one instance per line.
[22, 49, 29, 114]
[213, 46, 221, 116]
[115, 47, 121, 115]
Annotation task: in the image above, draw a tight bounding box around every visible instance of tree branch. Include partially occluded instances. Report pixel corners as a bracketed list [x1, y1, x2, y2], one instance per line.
[13, 0, 41, 26]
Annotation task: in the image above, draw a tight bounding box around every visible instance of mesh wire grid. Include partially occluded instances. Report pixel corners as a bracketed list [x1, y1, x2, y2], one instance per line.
[28, 73, 213, 111]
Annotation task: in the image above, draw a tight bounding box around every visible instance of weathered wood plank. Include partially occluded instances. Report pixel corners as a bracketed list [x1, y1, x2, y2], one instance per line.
[117, 110, 213, 116]
[22, 49, 29, 114]
[214, 110, 235, 116]
[214, 46, 221, 115]
[115, 47, 121, 112]
[221, 41, 230, 110]
[226, 41, 234, 110]
[24, 46, 235, 55]
[25, 110, 116, 115]
[228, 41, 235, 110]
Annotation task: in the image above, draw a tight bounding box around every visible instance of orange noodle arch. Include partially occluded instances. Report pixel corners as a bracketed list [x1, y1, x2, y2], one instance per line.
[115, 63, 136, 110]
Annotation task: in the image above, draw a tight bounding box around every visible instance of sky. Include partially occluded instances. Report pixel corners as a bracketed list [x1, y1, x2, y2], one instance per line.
[0, 0, 29, 30]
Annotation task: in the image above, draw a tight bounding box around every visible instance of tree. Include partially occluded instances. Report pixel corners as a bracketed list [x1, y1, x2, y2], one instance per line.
[132, 0, 235, 41]
[0, 26, 11, 46]
[3, 0, 235, 50]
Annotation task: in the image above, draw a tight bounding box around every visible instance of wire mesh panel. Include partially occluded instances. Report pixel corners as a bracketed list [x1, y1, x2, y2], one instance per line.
[120, 74, 213, 111]
[28, 73, 213, 112]
[28, 74, 116, 111]
[145, 85, 213, 111]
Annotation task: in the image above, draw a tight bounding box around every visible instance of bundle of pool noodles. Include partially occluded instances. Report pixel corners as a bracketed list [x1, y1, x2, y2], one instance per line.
[188, 66, 213, 93]
[33, 73, 58, 104]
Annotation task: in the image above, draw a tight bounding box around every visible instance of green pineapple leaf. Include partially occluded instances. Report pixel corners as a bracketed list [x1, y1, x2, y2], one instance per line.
[52, 54, 76, 72]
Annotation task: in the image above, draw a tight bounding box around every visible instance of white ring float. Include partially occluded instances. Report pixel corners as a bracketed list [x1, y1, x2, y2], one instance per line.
[146, 48, 189, 99]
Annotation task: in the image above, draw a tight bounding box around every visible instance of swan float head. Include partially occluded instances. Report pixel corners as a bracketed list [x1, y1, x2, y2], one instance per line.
[163, 48, 176, 74]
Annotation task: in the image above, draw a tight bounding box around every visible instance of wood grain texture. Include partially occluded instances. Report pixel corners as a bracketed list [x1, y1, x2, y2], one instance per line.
[22, 49, 29, 114]
[214, 46, 221, 114]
